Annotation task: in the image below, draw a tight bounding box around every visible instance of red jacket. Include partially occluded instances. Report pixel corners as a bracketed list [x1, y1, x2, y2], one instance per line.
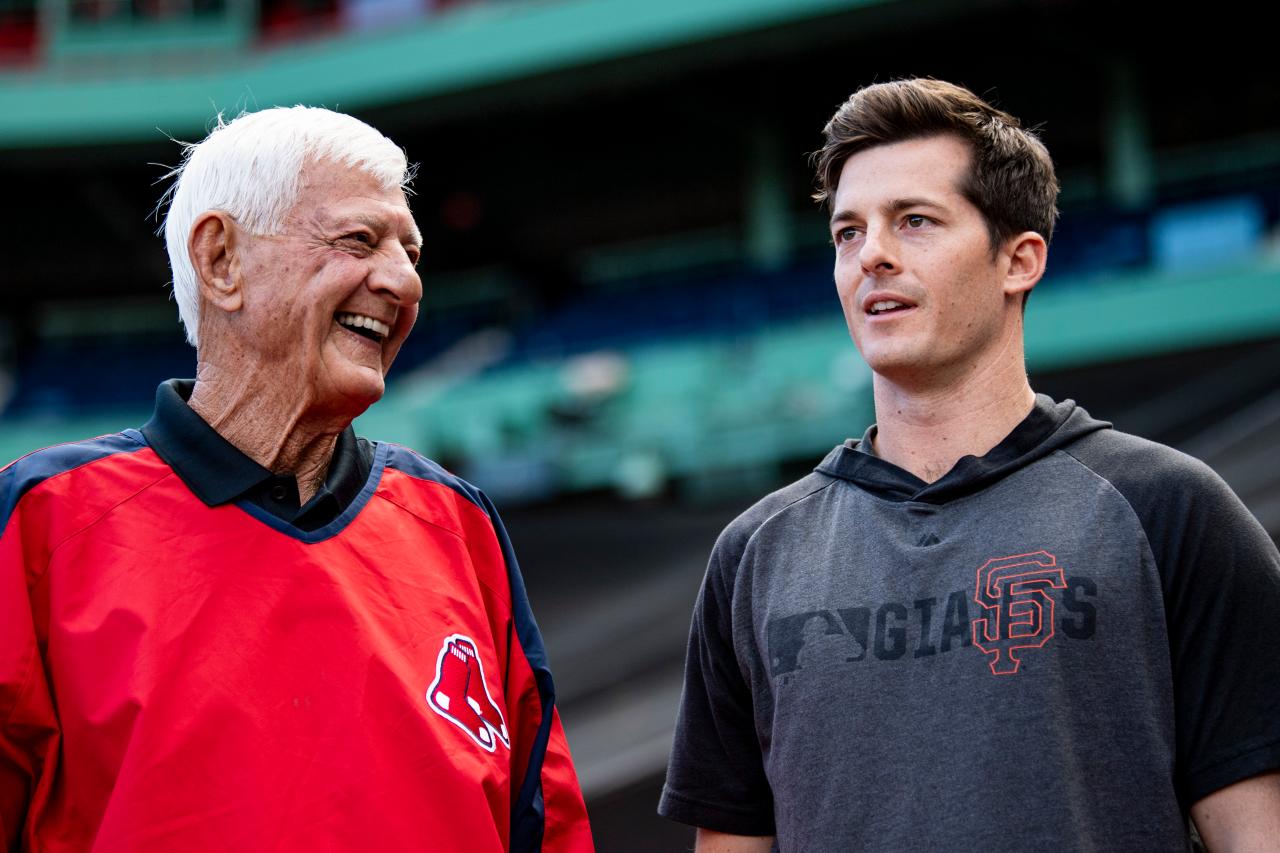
[0, 430, 593, 851]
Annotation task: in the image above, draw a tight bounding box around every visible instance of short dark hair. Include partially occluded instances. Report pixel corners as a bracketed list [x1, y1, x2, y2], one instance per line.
[813, 78, 1059, 251]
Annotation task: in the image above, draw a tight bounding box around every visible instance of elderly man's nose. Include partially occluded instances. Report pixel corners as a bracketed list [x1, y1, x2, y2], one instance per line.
[370, 246, 423, 304]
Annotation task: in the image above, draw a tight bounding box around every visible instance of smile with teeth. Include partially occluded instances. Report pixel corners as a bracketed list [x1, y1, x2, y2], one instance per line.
[335, 312, 391, 343]
[868, 300, 910, 315]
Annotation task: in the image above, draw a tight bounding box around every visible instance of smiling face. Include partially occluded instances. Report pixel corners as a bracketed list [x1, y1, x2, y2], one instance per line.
[830, 135, 1023, 389]
[231, 159, 423, 417]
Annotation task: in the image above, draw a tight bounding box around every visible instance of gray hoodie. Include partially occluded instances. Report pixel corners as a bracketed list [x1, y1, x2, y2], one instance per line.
[660, 395, 1280, 852]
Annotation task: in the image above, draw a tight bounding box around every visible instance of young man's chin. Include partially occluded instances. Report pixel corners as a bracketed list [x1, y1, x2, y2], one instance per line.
[858, 346, 925, 379]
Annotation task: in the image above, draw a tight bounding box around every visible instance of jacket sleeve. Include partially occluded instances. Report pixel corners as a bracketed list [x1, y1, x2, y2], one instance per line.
[0, 499, 60, 851]
[537, 708, 593, 852]
[477, 492, 594, 853]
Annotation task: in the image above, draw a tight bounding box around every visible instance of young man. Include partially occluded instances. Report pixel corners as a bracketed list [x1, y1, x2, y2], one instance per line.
[658, 79, 1280, 851]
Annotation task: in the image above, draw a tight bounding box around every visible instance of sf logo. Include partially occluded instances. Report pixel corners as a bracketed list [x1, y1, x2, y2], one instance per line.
[971, 551, 1066, 676]
[426, 634, 510, 752]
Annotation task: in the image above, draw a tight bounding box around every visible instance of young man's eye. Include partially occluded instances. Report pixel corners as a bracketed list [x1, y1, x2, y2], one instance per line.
[904, 215, 928, 228]
[834, 227, 861, 244]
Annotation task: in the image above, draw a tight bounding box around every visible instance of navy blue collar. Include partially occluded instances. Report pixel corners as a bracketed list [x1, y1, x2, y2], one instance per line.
[140, 379, 373, 531]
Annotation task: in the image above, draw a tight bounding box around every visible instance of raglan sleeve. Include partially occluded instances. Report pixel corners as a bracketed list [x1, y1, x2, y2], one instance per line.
[657, 526, 775, 836]
[1157, 460, 1280, 805]
[0, 490, 60, 850]
[1092, 440, 1280, 807]
[475, 493, 594, 853]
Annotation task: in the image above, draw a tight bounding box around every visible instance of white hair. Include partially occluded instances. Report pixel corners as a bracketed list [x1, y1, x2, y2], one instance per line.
[160, 106, 412, 346]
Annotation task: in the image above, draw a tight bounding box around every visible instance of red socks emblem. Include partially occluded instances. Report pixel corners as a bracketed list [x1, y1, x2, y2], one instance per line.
[426, 634, 510, 752]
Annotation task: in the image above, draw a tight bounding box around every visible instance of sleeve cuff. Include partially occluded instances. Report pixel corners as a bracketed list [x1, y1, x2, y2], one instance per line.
[1186, 736, 1280, 806]
[657, 786, 776, 836]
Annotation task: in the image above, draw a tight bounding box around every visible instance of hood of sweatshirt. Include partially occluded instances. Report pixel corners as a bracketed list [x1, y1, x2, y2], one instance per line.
[814, 394, 1111, 505]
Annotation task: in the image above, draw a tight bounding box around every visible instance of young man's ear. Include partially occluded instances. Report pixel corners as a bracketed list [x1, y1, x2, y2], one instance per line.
[1003, 231, 1048, 301]
[188, 212, 244, 314]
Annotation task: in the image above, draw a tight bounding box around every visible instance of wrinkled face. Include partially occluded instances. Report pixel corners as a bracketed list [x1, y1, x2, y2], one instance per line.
[234, 159, 423, 415]
[829, 135, 1011, 386]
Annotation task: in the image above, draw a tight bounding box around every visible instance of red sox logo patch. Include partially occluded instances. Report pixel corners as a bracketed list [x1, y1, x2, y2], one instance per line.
[426, 634, 510, 752]
[971, 550, 1067, 675]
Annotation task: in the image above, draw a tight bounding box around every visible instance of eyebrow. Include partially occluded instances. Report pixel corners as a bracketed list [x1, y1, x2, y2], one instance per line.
[829, 196, 948, 227]
[341, 212, 423, 248]
[405, 221, 424, 249]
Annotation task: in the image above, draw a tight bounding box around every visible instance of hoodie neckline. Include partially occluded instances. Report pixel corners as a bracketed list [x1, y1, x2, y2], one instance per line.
[814, 394, 1111, 505]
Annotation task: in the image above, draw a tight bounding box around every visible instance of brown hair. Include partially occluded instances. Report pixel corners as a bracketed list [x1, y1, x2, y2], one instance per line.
[813, 78, 1059, 251]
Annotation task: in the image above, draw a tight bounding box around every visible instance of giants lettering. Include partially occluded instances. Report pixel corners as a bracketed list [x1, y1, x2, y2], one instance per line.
[971, 551, 1067, 676]
[764, 572, 1095, 681]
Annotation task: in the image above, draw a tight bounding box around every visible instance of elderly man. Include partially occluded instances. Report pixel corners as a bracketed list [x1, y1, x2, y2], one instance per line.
[0, 107, 592, 851]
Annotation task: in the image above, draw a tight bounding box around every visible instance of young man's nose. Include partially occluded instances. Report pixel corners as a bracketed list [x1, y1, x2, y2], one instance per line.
[859, 225, 899, 275]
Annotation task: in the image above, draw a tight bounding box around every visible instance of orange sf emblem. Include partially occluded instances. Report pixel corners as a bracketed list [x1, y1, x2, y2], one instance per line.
[972, 551, 1067, 675]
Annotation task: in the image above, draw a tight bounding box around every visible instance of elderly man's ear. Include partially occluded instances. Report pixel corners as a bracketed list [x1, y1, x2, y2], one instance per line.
[189, 212, 245, 314]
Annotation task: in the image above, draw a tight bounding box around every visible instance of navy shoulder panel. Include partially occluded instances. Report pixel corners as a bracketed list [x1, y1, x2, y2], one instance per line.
[0, 430, 148, 530]
[380, 442, 490, 517]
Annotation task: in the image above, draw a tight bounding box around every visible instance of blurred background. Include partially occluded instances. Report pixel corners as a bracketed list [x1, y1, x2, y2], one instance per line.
[3, 0, 1279, 848]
